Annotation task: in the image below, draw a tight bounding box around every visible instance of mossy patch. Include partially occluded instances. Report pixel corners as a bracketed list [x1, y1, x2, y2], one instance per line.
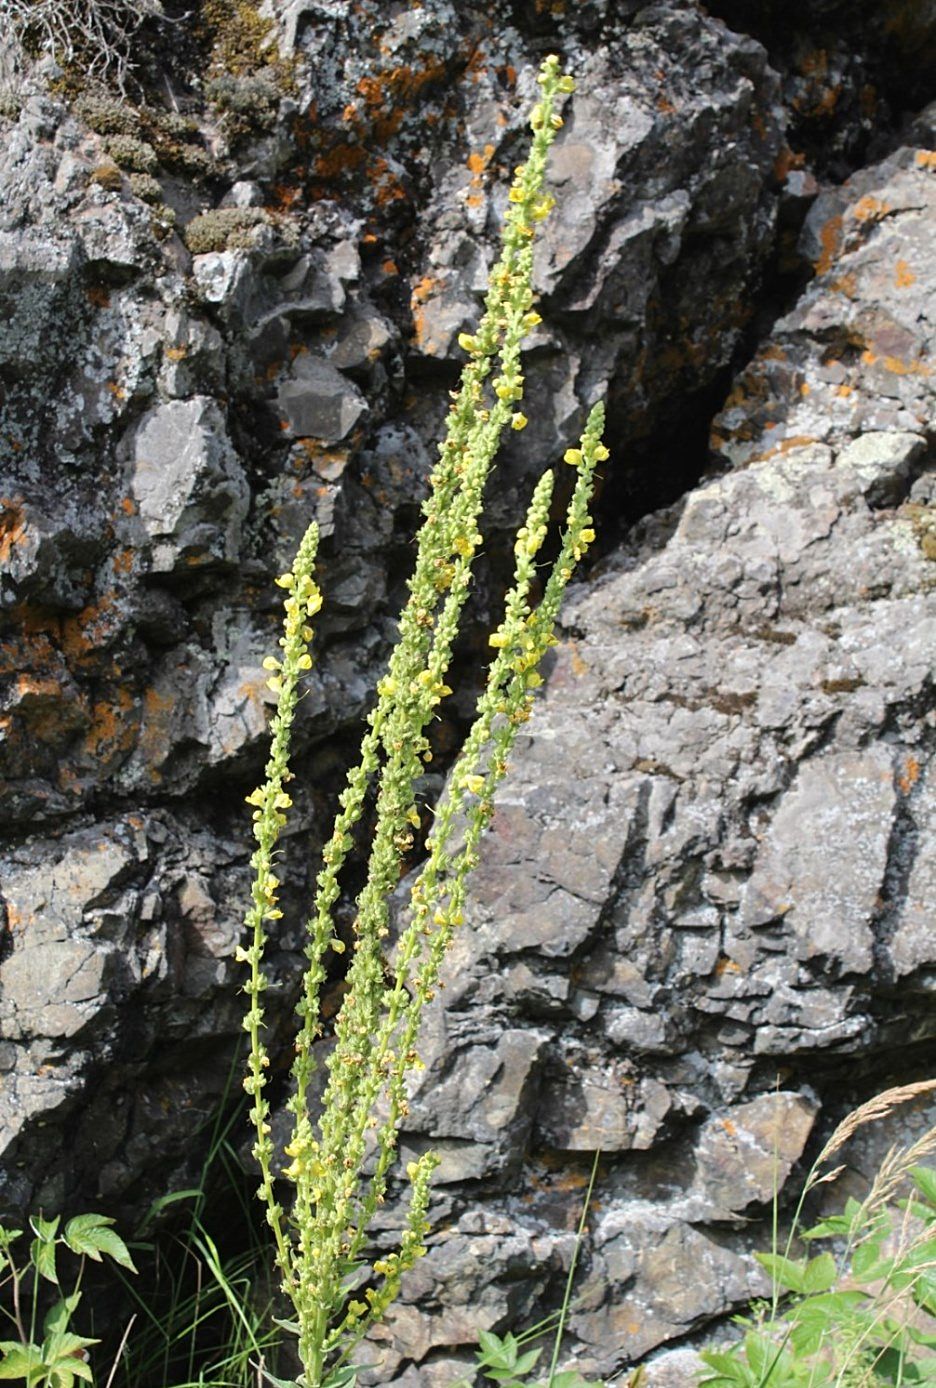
[204, 70, 281, 140]
[183, 206, 268, 254]
[74, 92, 140, 136]
[90, 162, 124, 190]
[198, 0, 295, 145]
[105, 135, 159, 173]
[128, 172, 163, 203]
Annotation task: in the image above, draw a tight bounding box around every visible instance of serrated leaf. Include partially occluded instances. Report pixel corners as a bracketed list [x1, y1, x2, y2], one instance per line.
[43, 1294, 80, 1338]
[30, 1236, 57, 1286]
[478, 1330, 513, 1367]
[511, 1347, 541, 1375]
[802, 1251, 837, 1294]
[743, 1331, 772, 1379]
[64, 1219, 135, 1272]
[697, 1349, 752, 1386]
[28, 1215, 60, 1244]
[754, 1252, 807, 1295]
[851, 1240, 890, 1281]
[0, 1343, 44, 1380]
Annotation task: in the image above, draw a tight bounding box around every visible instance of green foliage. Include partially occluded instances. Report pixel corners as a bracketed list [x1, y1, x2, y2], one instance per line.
[470, 1329, 604, 1388]
[240, 53, 606, 1388]
[452, 1152, 606, 1388]
[698, 1086, 936, 1388]
[0, 1211, 135, 1386]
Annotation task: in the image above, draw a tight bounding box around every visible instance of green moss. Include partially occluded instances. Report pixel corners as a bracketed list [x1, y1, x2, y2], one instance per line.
[153, 137, 216, 179]
[198, 0, 295, 145]
[204, 70, 281, 139]
[105, 135, 159, 174]
[89, 162, 124, 190]
[200, 0, 279, 78]
[183, 206, 267, 254]
[74, 93, 139, 136]
[129, 172, 163, 203]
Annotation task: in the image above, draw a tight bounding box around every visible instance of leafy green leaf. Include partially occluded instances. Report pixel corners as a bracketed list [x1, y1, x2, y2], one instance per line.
[511, 1347, 541, 1376]
[63, 1217, 136, 1272]
[478, 1330, 517, 1369]
[30, 1236, 57, 1287]
[258, 1370, 299, 1388]
[42, 1294, 80, 1339]
[911, 1166, 936, 1210]
[0, 1343, 45, 1380]
[28, 1216, 60, 1244]
[321, 1369, 357, 1388]
[802, 1252, 837, 1294]
[697, 1347, 754, 1386]
[754, 1252, 807, 1295]
[851, 1239, 891, 1281]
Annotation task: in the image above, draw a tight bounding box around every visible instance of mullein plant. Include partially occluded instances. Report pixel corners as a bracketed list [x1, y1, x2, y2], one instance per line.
[241, 54, 609, 1388]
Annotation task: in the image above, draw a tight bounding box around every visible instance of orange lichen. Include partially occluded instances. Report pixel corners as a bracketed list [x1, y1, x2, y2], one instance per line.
[747, 435, 821, 465]
[82, 688, 136, 759]
[895, 259, 916, 288]
[165, 346, 188, 361]
[861, 350, 931, 376]
[898, 754, 920, 794]
[915, 150, 936, 170]
[313, 143, 367, 179]
[829, 272, 857, 297]
[410, 272, 441, 347]
[112, 547, 134, 574]
[60, 596, 118, 661]
[0, 498, 28, 564]
[852, 195, 891, 223]
[814, 214, 843, 274]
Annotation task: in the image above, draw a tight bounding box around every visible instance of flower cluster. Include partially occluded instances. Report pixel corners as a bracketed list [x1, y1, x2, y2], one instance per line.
[239, 55, 608, 1388]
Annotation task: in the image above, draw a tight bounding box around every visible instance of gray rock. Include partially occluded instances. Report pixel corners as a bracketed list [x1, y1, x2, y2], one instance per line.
[276, 354, 368, 442]
[126, 397, 249, 570]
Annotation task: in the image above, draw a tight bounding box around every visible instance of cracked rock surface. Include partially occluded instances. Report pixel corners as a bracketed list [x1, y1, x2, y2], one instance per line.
[0, 0, 934, 1380]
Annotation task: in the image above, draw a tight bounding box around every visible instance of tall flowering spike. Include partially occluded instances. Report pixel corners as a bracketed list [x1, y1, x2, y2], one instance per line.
[241, 521, 321, 1288]
[240, 56, 607, 1388]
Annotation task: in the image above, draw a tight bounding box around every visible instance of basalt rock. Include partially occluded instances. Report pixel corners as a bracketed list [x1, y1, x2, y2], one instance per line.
[0, 0, 935, 1383]
[358, 134, 936, 1383]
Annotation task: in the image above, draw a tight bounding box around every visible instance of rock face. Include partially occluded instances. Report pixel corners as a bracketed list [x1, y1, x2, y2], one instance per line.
[0, 0, 934, 1382]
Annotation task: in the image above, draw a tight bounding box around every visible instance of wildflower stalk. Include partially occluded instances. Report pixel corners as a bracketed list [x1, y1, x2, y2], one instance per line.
[241, 55, 606, 1388]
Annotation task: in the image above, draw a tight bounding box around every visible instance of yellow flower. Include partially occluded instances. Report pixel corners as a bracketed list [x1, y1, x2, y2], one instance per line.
[511, 412, 528, 430]
[460, 774, 484, 794]
[563, 448, 583, 467]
